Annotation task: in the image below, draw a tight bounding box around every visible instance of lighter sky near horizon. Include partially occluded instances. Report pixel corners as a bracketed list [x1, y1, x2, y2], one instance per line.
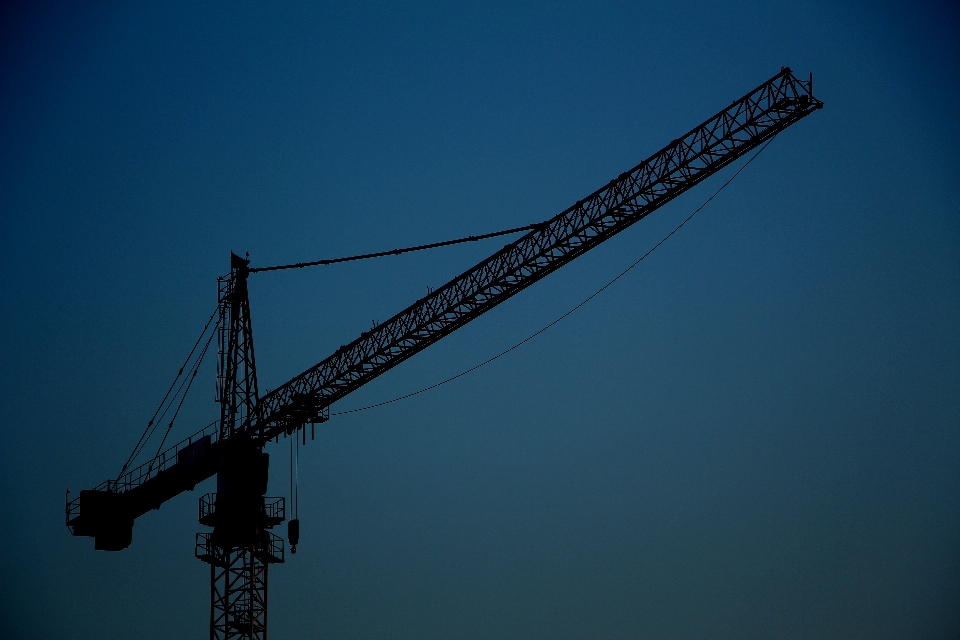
[1, 2, 959, 639]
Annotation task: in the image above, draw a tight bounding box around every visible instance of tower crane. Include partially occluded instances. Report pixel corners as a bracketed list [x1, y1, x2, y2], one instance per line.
[66, 68, 822, 639]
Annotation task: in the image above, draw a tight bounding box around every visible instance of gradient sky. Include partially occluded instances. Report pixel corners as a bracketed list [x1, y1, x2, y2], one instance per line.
[1, 1, 958, 639]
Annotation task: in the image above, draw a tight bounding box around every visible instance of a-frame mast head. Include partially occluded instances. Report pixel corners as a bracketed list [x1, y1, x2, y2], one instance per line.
[217, 252, 258, 442]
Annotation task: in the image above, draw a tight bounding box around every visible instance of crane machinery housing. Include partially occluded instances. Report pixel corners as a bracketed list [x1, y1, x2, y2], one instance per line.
[66, 68, 822, 639]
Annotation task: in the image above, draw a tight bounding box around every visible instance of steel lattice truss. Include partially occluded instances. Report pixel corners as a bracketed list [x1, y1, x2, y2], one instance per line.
[250, 68, 822, 442]
[209, 550, 269, 640]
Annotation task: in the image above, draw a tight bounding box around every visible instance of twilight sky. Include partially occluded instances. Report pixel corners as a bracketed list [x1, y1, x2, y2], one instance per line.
[1, 1, 958, 638]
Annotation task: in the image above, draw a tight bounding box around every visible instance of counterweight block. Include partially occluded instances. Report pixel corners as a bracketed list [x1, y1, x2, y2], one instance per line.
[68, 489, 134, 551]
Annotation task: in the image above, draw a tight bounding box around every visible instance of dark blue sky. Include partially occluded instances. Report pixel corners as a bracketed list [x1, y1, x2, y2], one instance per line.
[2, 1, 958, 638]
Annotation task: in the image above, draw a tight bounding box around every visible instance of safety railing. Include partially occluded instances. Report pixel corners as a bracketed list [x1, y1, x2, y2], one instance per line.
[263, 496, 285, 523]
[199, 493, 217, 523]
[196, 532, 227, 566]
[65, 492, 81, 527]
[198, 494, 285, 527]
[195, 531, 285, 565]
[93, 419, 220, 495]
[255, 530, 285, 564]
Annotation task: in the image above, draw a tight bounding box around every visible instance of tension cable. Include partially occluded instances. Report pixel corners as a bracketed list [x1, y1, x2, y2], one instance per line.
[118, 305, 221, 479]
[248, 223, 544, 274]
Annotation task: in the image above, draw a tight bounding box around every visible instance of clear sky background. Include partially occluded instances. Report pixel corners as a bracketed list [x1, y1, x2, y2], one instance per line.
[1, 1, 958, 638]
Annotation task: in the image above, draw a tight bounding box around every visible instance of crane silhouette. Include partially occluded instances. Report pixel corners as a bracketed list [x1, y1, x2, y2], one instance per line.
[67, 68, 822, 639]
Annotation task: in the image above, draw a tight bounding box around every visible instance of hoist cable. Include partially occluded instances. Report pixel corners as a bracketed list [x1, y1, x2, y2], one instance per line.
[331, 134, 777, 417]
[295, 430, 299, 520]
[289, 428, 299, 521]
[289, 434, 294, 520]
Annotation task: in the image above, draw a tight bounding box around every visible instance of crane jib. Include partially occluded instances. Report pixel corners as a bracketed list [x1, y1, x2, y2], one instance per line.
[252, 68, 821, 441]
[67, 68, 822, 549]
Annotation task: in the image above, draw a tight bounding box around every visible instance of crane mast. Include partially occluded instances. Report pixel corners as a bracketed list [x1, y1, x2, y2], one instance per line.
[66, 68, 822, 640]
